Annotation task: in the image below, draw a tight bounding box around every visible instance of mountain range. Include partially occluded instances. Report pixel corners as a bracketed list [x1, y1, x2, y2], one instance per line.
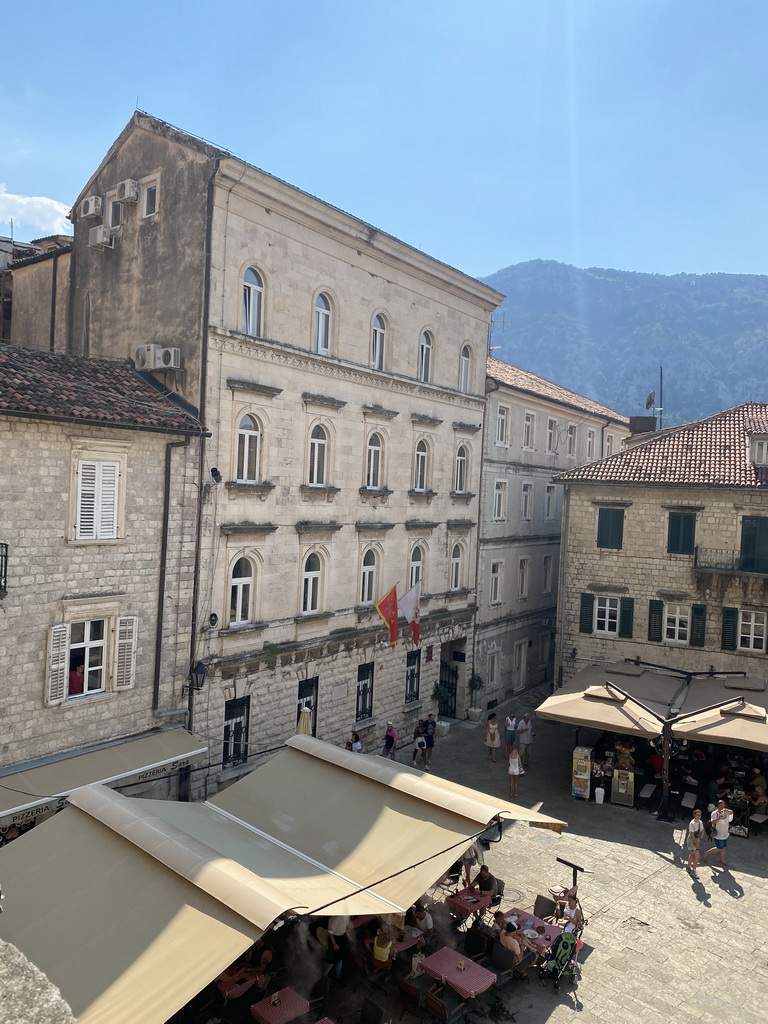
[480, 260, 768, 427]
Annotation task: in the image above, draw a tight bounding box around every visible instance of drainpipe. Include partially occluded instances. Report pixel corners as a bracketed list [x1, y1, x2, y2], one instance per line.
[554, 482, 571, 688]
[471, 374, 500, 692]
[48, 253, 59, 352]
[153, 437, 191, 714]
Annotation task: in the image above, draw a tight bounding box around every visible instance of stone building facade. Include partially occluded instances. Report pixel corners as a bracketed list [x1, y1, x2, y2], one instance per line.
[475, 358, 628, 704]
[57, 112, 502, 781]
[0, 347, 201, 832]
[555, 403, 768, 685]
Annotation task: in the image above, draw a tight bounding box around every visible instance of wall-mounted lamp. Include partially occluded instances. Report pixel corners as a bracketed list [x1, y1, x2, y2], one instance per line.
[183, 660, 208, 696]
[570, 648, 578, 660]
[210, 467, 222, 484]
[209, 613, 219, 628]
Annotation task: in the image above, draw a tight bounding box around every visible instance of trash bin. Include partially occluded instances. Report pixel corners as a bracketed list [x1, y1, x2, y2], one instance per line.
[595, 786, 605, 804]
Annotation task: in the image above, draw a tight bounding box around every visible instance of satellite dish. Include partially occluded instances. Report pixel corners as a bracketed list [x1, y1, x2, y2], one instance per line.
[645, 391, 655, 410]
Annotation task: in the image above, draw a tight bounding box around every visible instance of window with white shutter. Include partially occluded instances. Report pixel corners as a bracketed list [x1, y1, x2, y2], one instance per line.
[76, 460, 119, 540]
[46, 622, 70, 705]
[114, 615, 138, 689]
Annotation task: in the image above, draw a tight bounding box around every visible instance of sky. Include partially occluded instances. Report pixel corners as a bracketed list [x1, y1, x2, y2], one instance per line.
[2, 0, 767, 279]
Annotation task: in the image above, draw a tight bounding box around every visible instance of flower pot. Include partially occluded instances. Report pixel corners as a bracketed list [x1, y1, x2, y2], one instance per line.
[466, 707, 483, 723]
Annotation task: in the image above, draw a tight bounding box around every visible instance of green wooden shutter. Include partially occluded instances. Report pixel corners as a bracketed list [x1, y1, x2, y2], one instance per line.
[579, 593, 594, 633]
[721, 607, 738, 650]
[690, 604, 707, 647]
[618, 597, 634, 638]
[648, 599, 663, 642]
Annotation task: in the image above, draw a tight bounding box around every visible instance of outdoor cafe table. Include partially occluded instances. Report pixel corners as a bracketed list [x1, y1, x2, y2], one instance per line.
[445, 887, 492, 918]
[418, 946, 496, 999]
[394, 933, 420, 954]
[250, 988, 309, 1024]
[505, 908, 563, 956]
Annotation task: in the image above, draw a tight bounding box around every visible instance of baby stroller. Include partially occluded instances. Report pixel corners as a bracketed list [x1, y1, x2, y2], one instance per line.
[538, 931, 579, 993]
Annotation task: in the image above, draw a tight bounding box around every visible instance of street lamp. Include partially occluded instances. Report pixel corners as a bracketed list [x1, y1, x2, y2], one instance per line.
[183, 660, 208, 696]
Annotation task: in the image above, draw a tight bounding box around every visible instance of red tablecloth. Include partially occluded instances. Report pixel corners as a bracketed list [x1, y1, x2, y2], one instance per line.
[445, 887, 492, 917]
[217, 969, 262, 1000]
[394, 934, 420, 953]
[250, 988, 309, 1024]
[505, 908, 563, 955]
[419, 946, 496, 999]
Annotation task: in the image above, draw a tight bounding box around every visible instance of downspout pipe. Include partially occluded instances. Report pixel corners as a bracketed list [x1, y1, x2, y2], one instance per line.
[555, 482, 570, 688]
[48, 252, 58, 352]
[471, 375, 500, 687]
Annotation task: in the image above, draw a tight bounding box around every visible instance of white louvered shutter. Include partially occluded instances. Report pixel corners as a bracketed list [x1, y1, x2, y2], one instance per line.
[114, 615, 137, 690]
[76, 461, 98, 539]
[47, 622, 70, 705]
[98, 462, 119, 539]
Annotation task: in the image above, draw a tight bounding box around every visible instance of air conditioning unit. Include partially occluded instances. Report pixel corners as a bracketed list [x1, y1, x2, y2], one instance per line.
[81, 195, 103, 219]
[116, 179, 140, 203]
[135, 344, 182, 371]
[88, 225, 114, 249]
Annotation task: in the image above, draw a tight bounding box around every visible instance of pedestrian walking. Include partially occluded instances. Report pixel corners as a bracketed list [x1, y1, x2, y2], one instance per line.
[350, 732, 362, 752]
[702, 800, 733, 866]
[504, 712, 517, 757]
[485, 712, 500, 763]
[412, 721, 427, 768]
[423, 712, 437, 769]
[381, 722, 398, 759]
[460, 840, 481, 888]
[508, 746, 522, 798]
[686, 808, 704, 870]
[517, 713, 534, 769]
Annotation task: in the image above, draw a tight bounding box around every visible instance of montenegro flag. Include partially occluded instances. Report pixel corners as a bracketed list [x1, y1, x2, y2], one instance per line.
[375, 584, 399, 646]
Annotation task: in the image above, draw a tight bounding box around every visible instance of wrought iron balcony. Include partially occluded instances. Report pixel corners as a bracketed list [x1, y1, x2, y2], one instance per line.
[694, 545, 768, 575]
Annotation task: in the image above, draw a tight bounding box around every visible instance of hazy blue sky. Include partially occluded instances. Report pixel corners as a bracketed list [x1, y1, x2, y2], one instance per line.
[2, 1, 767, 278]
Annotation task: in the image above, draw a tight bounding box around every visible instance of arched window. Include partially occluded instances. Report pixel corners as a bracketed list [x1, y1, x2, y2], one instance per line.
[371, 314, 385, 370]
[455, 444, 467, 493]
[450, 544, 462, 591]
[413, 440, 428, 491]
[230, 557, 253, 624]
[360, 549, 376, 605]
[302, 552, 322, 614]
[458, 345, 471, 393]
[236, 413, 261, 482]
[418, 331, 432, 382]
[366, 432, 382, 489]
[314, 293, 331, 354]
[308, 425, 327, 485]
[410, 545, 423, 589]
[242, 268, 263, 336]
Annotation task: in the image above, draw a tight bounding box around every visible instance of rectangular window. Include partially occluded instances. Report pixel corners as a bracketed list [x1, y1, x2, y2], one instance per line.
[488, 650, 499, 688]
[665, 603, 690, 642]
[605, 434, 614, 456]
[740, 516, 768, 574]
[223, 696, 250, 767]
[76, 460, 119, 540]
[46, 613, 137, 705]
[523, 412, 535, 449]
[518, 557, 529, 598]
[297, 677, 318, 734]
[110, 200, 122, 228]
[405, 650, 421, 703]
[143, 184, 158, 217]
[544, 485, 556, 521]
[490, 561, 502, 604]
[542, 554, 553, 594]
[539, 632, 550, 667]
[493, 480, 507, 521]
[547, 418, 557, 453]
[753, 438, 768, 465]
[521, 482, 533, 520]
[668, 511, 696, 554]
[356, 661, 374, 721]
[587, 429, 596, 460]
[566, 424, 576, 457]
[597, 507, 624, 549]
[496, 406, 509, 444]
[595, 596, 619, 634]
[739, 610, 766, 651]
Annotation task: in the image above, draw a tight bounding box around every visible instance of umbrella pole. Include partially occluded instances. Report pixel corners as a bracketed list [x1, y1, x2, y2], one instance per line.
[657, 726, 675, 822]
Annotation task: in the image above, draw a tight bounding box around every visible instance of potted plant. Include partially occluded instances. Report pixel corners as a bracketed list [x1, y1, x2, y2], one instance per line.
[466, 672, 485, 722]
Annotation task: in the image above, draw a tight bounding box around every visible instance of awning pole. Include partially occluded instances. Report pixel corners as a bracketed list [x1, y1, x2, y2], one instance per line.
[657, 725, 674, 822]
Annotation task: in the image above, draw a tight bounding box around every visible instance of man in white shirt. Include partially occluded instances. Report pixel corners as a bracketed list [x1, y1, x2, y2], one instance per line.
[516, 714, 534, 769]
[703, 800, 734, 866]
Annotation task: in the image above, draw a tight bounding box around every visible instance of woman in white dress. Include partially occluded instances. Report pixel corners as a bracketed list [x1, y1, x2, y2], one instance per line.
[485, 713, 501, 762]
[508, 746, 521, 797]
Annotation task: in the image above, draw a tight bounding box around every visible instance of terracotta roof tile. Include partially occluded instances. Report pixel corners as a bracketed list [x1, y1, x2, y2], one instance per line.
[555, 403, 768, 487]
[487, 357, 628, 423]
[0, 346, 200, 434]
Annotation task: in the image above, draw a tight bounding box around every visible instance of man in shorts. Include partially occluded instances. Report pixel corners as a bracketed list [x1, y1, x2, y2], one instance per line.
[703, 800, 733, 866]
[423, 713, 437, 770]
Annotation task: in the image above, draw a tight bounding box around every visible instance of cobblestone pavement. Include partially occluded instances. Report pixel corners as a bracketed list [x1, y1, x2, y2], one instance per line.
[413, 685, 768, 1024]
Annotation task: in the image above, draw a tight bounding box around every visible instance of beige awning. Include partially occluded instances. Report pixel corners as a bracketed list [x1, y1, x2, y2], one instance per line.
[0, 735, 566, 1024]
[0, 805, 261, 1024]
[536, 672, 665, 739]
[0, 729, 207, 824]
[672, 696, 768, 751]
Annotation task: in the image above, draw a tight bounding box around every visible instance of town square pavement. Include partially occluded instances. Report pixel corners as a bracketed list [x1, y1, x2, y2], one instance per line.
[418, 683, 768, 1024]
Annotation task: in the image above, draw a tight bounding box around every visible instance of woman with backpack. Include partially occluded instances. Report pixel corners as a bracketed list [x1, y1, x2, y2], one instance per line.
[687, 808, 705, 870]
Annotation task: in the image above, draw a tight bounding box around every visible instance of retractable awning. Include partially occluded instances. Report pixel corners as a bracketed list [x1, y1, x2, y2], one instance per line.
[536, 681, 664, 739]
[0, 735, 566, 1024]
[0, 728, 207, 825]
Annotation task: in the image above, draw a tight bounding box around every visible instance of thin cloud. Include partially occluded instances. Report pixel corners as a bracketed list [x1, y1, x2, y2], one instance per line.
[0, 184, 72, 237]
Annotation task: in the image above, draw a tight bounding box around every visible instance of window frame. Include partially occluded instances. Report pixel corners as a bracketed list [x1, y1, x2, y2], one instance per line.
[597, 507, 624, 549]
[409, 545, 424, 590]
[308, 424, 328, 486]
[356, 662, 375, 721]
[236, 412, 261, 483]
[595, 595, 620, 635]
[229, 556, 254, 626]
[566, 423, 576, 457]
[450, 543, 462, 591]
[223, 696, 250, 767]
[75, 459, 120, 541]
[458, 345, 471, 393]
[493, 480, 507, 522]
[739, 609, 767, 651]
[520, 481, 533, 521]
[518, 556, 530, 599]
[667, 510, 696, 555]
[454, 444, 468, 493]
[546, 418, 557, 453]
[665, 603, 691, 643]
[523, 411, 535, 450]
[301, 552, 322, 614]
[542, 553, 553, 594]
[313, 293, 331, 355]
[360, 549, 376, 606]
[752, 438, 768, 466]
[413, 439, 429, 492]
[605, 433, 614, 456]
[490, 560, 503, 604]
[544, 484, 556, 522]
[366, 432, 382, 489]
[142, 182, 159, 218]
[496, 405, 509, 445]
[586, 429, 596, 460]
[418, 331, 433, 382]
[405, 649, 421, 703]
[47, 607, 137, 706]
[242, 267, 264, 337]
[371, 314, 386, 370]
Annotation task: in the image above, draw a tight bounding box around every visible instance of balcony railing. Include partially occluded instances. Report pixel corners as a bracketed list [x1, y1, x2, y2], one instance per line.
[694, 545, 768, 575]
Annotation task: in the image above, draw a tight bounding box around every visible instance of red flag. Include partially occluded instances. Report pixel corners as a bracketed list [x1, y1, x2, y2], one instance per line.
[375, 585, 399, 646]
[398, 582, 421, 647]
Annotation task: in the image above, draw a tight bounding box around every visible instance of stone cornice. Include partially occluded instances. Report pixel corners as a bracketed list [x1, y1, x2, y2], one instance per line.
[355, 521, 396, 532]
[452, 421, 482, 433]
[226, 378, 283, 398]
[411, 413, 443, 427]
[294, 520, 343, 534]
[302, 391, 347, 410]
[219, 522, 278, 535]
[363, 403, 399, 420]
